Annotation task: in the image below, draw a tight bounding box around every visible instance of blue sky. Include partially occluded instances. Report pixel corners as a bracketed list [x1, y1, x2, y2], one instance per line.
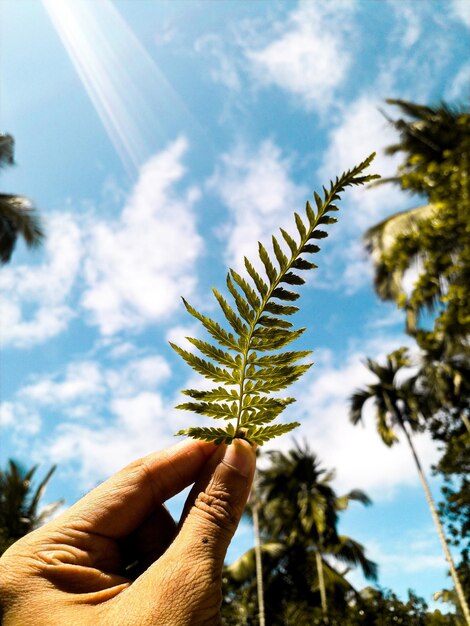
[1, 0, 469, 607]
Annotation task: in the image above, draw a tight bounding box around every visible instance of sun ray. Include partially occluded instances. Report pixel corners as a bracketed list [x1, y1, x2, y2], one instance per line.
[42, 0, 206, 174]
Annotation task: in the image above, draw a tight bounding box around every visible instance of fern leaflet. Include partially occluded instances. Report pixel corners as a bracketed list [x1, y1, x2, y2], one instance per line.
[172, 154, 379, 445]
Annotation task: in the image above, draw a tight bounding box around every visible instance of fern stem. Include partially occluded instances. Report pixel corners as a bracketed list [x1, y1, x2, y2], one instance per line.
[233, 178, 344, 437]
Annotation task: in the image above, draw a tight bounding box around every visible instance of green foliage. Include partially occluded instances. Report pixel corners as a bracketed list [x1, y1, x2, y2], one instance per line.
[365, 100, 470, 344]
[339, 588, 460, 626]
[222, 579, 460, 626]
[173, 155, 379, 444]
[350, 347, 427, 446]
[0, 460, 62, 556]
[222, 444, 377, 623]
[362, 99, 470, 621]
[0, 133, 45, 264]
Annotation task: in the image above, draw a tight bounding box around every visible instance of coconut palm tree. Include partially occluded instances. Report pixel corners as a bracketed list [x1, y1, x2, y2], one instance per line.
[364, 100, 469, 341]
[350, 348, 470, 625]
[0, 133, 44, 264]
[415, 335, 470, 434]
[225, 443, 377, 624]
[0, 460, 62, 555]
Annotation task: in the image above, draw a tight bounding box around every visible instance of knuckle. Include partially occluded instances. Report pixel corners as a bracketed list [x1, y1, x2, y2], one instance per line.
[194, 484, 236, 532]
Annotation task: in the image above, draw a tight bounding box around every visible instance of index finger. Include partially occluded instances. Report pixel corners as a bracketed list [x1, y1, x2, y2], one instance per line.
[57, 439, 217, 539]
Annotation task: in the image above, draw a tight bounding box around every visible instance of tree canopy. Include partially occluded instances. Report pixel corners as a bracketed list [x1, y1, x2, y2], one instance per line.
[0, 133, 44, 264]
[0, 460, 62, 556]
[364, 99, 470, 348]
[362, 99, 470, 624]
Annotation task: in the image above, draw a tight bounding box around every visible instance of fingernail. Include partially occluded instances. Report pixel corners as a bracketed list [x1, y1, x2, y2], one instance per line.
[222, 439, 256, 478]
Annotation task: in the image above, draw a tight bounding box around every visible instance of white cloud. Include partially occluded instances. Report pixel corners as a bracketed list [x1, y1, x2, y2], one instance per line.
[208, 139, 308, 270]
[367, 306, 404, 330]
[388, 1, 422, 48]
[154, 20, 177, 46]
[194, 34, 241, 91]
[165, 324, 200, 352]
[106, 355, 170, 396]
[313, 96, 415, 294]
[21, 361, 104, 405]
[46, 393, 175, 486]
[103, 340, 140, 360]
[320, 96, 409, 227]
[42, 378, 192, 489]
[452, 0, 470, 28]
[20, 355, 170, 408]
[447, 62, 470, 101]
[368, 531, 444, 574]
[0, 213, 82, 348]
[81, 136, 203, 335]
[5, 352, 179, 488]
[246, 0, 355, 111]
[0, 402, 42, 436]
[0, 139, 203, 347]
[346, 524, 447, 596]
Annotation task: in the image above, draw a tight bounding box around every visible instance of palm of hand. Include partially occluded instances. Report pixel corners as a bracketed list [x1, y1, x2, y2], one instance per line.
[0, 440, 255, 626]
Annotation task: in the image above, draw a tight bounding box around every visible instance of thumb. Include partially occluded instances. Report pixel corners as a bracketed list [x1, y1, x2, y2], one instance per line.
[171, 438, 256, 572]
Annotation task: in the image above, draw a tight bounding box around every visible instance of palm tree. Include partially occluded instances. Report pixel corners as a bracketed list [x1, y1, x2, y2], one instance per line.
[226, 443, 377, 624]
[364, 100, 469, 340]
[0, 133, 44, 264]
[350, 348, 470, 625]
[415, 335, 470, 434]
[0, 460, 62, 555]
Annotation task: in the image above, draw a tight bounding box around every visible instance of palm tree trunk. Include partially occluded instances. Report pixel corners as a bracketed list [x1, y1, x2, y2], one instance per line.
[400, 421, 470, 625]
[315, 549, 328, 620]
[462, 414, 470, 435]
[252, 490, 266, 626]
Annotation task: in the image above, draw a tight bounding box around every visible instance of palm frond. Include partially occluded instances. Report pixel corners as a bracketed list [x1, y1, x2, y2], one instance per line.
[364, 203, 437, 259]
[333, 535, 379, 581]
[349, 388, 373, 425]
[0, 194, 45, 263]
[173, 155, 379, 444]
[336, 489, 372, 510]
[375, 405, 398, 446]
[225, 542, 285, 581]
[319, 558, 356, 591]
[0, 134, 15, 168]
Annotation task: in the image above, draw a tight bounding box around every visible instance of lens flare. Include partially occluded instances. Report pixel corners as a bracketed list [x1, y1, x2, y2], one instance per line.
[42, 0, 203, 173]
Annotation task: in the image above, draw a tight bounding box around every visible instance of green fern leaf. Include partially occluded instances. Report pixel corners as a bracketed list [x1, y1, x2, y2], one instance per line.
[271, 286, 300, 301]
[241, 422, 301, 444]
[272, 235, 288, 269]
[182, 387, 238, 401]
[226, 275, 255, 323]
[182, 299, 240, 352]
[170, 343, 236, 384]
[244, 258, 269, 297]
[280, 272, 305, 286]
[294, 212, 307, 238]
[172, 154, 379, 444]
[264, 302, 299, 316]
[258, 315, 293, 329]
[185, 338, 239, 369]
[250, 327, 306, 351]
[229, 270, 261, 310]
[213, 289, 248, 336]
[176, 425, 237, 445]
[258, 242, 277, 284]
[253, 350, 311, 366]
[175, 401, 236, 420]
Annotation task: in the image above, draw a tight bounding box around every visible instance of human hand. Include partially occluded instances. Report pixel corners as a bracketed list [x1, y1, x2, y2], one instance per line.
[0, 438, 256, 625]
